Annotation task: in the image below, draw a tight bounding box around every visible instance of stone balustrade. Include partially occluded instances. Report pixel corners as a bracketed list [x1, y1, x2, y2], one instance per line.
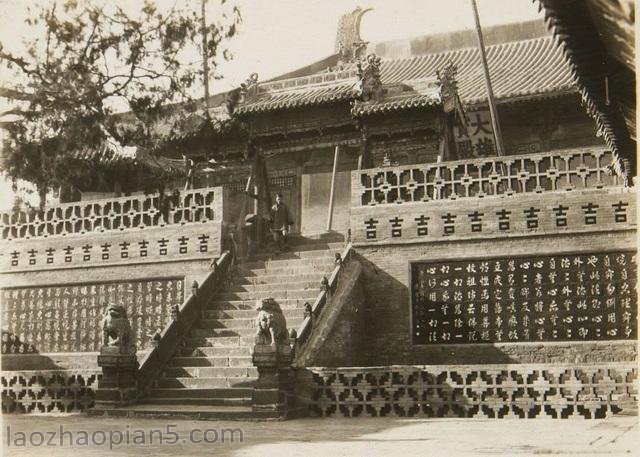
[1, 187, 222, 241]
[1, 369, 101, 414]
[352, 148, 622, 207]
[349, 149, 635, 246]
[0, 187, 224, 273]
[299, 363, 638, 419]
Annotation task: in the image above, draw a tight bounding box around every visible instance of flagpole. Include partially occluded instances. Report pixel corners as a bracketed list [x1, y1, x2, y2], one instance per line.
[201, 0, 210, 106]
[471, 0, 505, 157]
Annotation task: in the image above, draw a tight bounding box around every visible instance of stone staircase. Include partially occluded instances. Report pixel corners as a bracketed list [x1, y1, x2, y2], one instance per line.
[122, 234, 344, 420]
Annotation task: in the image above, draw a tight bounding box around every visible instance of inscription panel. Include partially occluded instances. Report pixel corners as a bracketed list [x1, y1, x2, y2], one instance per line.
[1, 278, 184, 353]
[411, 250, 637, 345]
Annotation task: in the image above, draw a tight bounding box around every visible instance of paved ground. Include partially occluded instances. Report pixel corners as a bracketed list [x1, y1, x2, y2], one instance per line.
[2, 414, 638, 456]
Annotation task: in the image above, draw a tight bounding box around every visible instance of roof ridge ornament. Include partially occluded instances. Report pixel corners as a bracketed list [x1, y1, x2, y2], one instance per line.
[226, 73, 259, 114]
[436, 61, 459, 109]
[335, 6, 372, 64]
[240, 73, 260, 99]
[436, 60, 469, 141]
[356, 54, 384, 102]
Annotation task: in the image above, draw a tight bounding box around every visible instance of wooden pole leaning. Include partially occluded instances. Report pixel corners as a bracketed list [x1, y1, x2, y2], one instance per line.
[326, 145, 340, 231]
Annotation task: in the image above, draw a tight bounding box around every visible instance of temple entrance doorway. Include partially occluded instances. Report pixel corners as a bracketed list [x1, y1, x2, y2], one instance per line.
[299, 145, 357, 237]
[300, 171, 351, 236]
[266, 171, 300, 235]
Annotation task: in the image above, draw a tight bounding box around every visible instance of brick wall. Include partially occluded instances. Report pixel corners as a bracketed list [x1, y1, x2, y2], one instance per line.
[295, 260, 366, 367]
[355, 230, 636, 365]
[0, 187, 224, 366]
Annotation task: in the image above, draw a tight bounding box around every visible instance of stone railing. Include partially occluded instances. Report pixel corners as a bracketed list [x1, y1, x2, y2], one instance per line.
[352, 148, 622, 207]
[1, 187, 222, 241]
[300, 363, 638, 419]
[135, 251, 234, 399]
[294, 243, 354, 350]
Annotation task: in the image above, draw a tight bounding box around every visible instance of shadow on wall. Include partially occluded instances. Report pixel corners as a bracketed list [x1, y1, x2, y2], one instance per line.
[356, 255, 518, 365]
[1, 331, 102, 414]
[1, 336, 98, 371]
[1, 330, 38, 356]
[294, 258, 368, 368]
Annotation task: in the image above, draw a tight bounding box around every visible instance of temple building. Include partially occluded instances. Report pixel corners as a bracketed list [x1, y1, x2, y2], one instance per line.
[0, 7, 636, 419]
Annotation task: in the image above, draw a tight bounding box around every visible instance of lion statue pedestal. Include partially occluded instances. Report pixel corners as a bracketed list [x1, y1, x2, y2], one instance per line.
[94, 304, 138, 408]
[251, 298, 297, 418]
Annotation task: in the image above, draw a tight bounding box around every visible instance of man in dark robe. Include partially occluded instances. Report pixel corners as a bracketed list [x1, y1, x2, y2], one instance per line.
[269, 193, 293, 253]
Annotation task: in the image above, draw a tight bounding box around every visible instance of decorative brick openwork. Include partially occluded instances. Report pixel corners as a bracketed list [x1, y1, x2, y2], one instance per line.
[306, 364, 638, 419]
[0, 187, 221, 240]
[353, 149, 621, 206]
[1, 370, 101, 414]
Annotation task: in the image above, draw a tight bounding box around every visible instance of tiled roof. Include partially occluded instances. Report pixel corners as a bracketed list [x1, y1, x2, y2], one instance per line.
[536, 0, 635, 180]
[377, 35, 575, 104]
[351, 93, 441, 116]
[236, 36, 576, 114]
[235, 80, 357, 114]
[351, 79, 442, 116]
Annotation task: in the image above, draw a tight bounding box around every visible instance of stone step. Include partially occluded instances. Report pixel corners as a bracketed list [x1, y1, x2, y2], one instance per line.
[189, 326, 305, 342]
[228, 280, 320, 294]
[216, 289, 319, 301]
[89, 404, 275, 420]
[147, 387, 254, 398]
[190, 327, 258, 338]
[232, 272, 326, 286]
[184, 336, 253, 348]
[237, 257, 335, 272]
[124, 237, 339, 418]
[248, 248, 342, 262]
[260, 237, 344, 249]
[162, 366, 258, 378]
[140, 397, 251, 407]
[195, 317, 304, 330]
[287, 232, 345, 242]
[237, 264, 335, 277]
[206, 299, 311, 311]
[178, 346, 252, 357]
[170, 356, 253, 367]
[203, 308, 305, 320]
[156, 376, 256, 389]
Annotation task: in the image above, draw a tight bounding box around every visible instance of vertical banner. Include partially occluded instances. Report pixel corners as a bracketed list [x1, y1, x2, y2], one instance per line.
[454, 106, 496, 158]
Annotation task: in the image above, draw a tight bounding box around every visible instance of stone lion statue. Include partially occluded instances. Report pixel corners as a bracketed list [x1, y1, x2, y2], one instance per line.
[255, 298, 289, 346]
[102, 304, 135, 354]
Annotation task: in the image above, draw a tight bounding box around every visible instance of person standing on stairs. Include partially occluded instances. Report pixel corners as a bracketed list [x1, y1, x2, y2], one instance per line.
[269, 193, 293, 254]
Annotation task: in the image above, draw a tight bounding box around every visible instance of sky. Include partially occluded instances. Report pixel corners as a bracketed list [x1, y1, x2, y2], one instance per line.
[209, 0, 544, 92]
[0, 0, 543, 208]
[0, 0, 544, 93]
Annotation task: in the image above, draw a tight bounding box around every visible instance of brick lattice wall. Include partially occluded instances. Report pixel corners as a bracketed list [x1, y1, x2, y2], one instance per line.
[1, 369, 101, 414]
[296, 363, 637, 418]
